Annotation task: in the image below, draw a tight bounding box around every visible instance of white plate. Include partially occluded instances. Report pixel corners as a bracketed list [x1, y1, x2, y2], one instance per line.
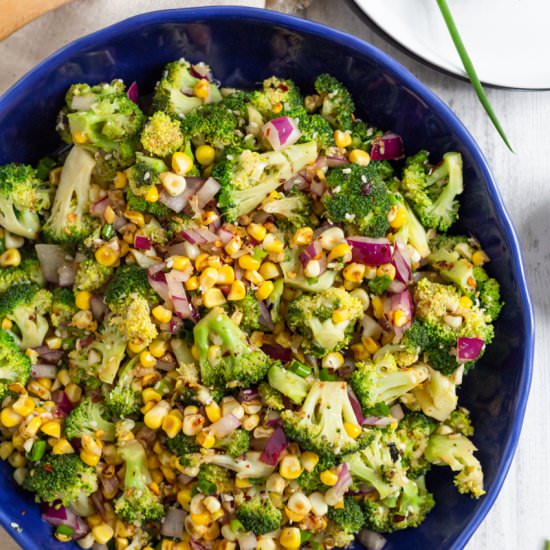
[353, 0, 550, 89]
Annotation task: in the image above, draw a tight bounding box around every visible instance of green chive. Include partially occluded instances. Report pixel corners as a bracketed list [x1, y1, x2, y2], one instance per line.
[319, 368, 338, 382]
[436, 0, 514, 152]
[54, 524, 74, 537]
[289, 359, 312, 378]
[26, 440, 47, 462]
[101, 224, 115, 241]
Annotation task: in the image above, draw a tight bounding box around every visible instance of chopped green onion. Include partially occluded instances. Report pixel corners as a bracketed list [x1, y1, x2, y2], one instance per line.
[436, 0, 513, 152]
[101, 224, 115, 240]
[26, 440, 47, 462]
[230, 519, 245, 533]
[54, 524, 74, 537]
[289, 359, 312, 378]
[319, 368, 338, 381]
[300, 531, 313, 544]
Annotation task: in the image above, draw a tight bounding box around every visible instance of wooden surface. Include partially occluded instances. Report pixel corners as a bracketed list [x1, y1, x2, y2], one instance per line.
[0, 0, 548, 548]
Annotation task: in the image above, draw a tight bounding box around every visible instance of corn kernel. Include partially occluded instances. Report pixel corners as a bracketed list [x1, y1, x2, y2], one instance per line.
[27, 380, 50, 400]
[203, 288, 226, 308]
[244, 269, 263, 286]
[144, 400, 171, 430]
[327, 242, 352, 262]
[52, 439, 74, 455]
[263, 234, 284, 253]
[247, 223, 267, 242]
[216, 264, 235, 285]
[349, 149, 371, 166]
[255, 281, 274, 301]
[389, 206, 407, 229]
[190, 512, 211, 526]
[351, 343, 369, 361]
[320, 469, 339, 486]
[148, 339, 167, 359]
[343, 263, 366, 282]
[392, 309, 409, 328]
[287, 492, 312, 516]
[195, 144, 216, 166]
[12, 396, 35, 417]
[172, 152, 194, 176]
[258, 261, 278, 280]
[140, 350, 157, 369]
[9, 452, 25, 468]
[194, 79, 210, 99]
[459, 296, 473, 309]
[377, 263, 396, 281]
[127, 339, 147, 354]
[22, 416, 42, 437]
[284, 506, 305, 523]
[200, 267, 219, 290]
[334, 129, 352, 148]
[301, 451, 319, 472]
[142, 388, 161, 404]
[95, 245, 119, 267]
[160, 171, 187, 196]
[81, 449, 100, 467]
[0, 408, 22, 428]
[171, 255, 191, 272]
[185, 276, 199, 291]
[238, 254, 261, 271]
[196, 430, 216, 449]
[205, 402, 221, 423]
[177, 488, 193, 510]
[114, 171, 127, 189]
[37, 377, 52, 390]
[343, 422, 362, 439]
[75, 291, 92, 310]
[92, 523, 114, 545]
[363, 336, 380, 354]
[1, 318, 12, 330]
[279, 455, 303, 480]
[151, 305, 173, 325]
[195, 253, 210, 271]
[290, 227, 314, 248]
[45, 336, 63, 350]
[202, 210, 218, 225]
[332, 308, 351, 324]
[0, 248, 21, 268]
[234, 477, 251, 488]
[102, 205, 116, 225]
[0, 441, 14, 460]
[279, 527, 301, 549]
[41, 420, 61, 438]
[371, 296, 384, 319]
[224, 236, 242, 256]
[124, 210, 145, 227]
[144, 185, 159, 203]
[227, 280, 246, 301]
[472, 250, 489, 266]
[322, 351, 344, 370]
[72, 131, 87, 144]
[162, 413, 183, 439]
[272, 102, 283, 114]
[81, 434, 103, 456]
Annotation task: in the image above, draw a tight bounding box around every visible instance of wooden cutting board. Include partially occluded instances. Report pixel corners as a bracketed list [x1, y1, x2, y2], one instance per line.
[0, 0, 73, 41]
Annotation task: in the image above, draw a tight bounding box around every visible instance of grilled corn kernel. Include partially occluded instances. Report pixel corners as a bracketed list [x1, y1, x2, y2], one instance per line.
[203, 288, 226, 308]
[0, 441, 13, 460]
[349, 149, 371, 166]
[272, 102, 283, 114]
[371, 296, 384, 319]
[459, 296, 473, 309]
[144, 400, 171, 430]
[27, 380, 51, 400]
[376, 263, 396, 281]
[363, 336, 380, 355]
[227, 280, 246, 301]
[279, 455, 303, 480]
[114, 171, 127, 189]
[0, 408, 22, 428]
[46, 337, 62, 350]
[263, 234, 284, 253]
[92, 524, 114, 545]
[234, 477, 251, 488]
[1, 318, 11, 330]
[150, 305, 172, 326]
[183, 414, 205, 436]
[331, 308, 351, 324]
[9, 452, 25, 468]
[103, 205, 116, 225]
[81, 449, 100, 467]
[205, 402, 221, 423]
[344, 422, 362, 439]
[247, 223, 267, 242]
[0, 248, 21, 267]
[224, 236, 242, 256]
[322, 352, 344, 370]
[52, 438, 74, 455]
[343, 263, 366, 282]
[287, 492, 312, 515]
[258, 261, 279, 280]
[300, 451, 319, 472]
[290, 227, 314, 248]
[195, 253, 210, 271]
[389, 206, 407, 229]
[185, 276, 199, 291]
[203, 496, 221, 514]
[200, 267, 219, 290]
[392, 309, 409, 328]
[238, 254, 261, 271]
[127, 338, 147, 354]
[472, 250, 489, 266]
[351, 343, 369, 361]
[12, 396, 35, 417]
[177, 488, 193, 511]
[172, 152, 194, 176]
[149, 339, 168, 359]
[196, 430, 216, 449]
[266, 473, 286, 493]
[95, 245, 119, 267]
[194, 79, 210, 99]
[76, 291, 92, 310]
[202, 210, 218, 225]
[334, 129, 352, 148]
[327, 243, 352, 262]
[320, 469, 339, 486]
[242, 414, 260, 431]
[142, 388, 162, 404]
[195, 144, 216, 166]
[215, 264, 234, 285]
[159, 171, 187, 197]
[22, 416, 42, 437]
[145, 185, 159, 203]
[140, 350, 157, 368]
[82, 434, 102, 456]
[284, 506, 305, 523]
[244, 269, 264, 286]
[162, 413, 183, 439]
[41, 420, 61, 438]
[124, 210, 145, 227]
[279, 527, 301, 549]
[190, 512, 211, 526]
[255, 281, 274, 301]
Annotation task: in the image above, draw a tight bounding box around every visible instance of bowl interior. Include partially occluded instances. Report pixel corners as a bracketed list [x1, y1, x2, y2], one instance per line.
[0, 7, 533, 550]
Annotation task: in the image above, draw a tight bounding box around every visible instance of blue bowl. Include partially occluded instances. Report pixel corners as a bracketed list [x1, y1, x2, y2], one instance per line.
[0, 7, 533, 549]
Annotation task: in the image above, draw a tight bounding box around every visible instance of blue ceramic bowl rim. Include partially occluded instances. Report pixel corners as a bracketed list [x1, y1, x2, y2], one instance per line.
[0, 7, 534, 549]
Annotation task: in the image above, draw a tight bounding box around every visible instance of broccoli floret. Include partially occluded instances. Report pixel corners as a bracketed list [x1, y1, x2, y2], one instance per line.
[400, 150, 463, 232]
[215, 143, 317, 222]
[368, 275, 392, 295]
[350, 118, 382, 151]
[323, 162, 394, 237]
[58, 80, 145, 180]
[43, 146, 97, 243]
[258, 381, 285, 411]
[50, 287, 77, 327]
[197, 463, 233, 494]
[0, 163, 51, 239]
[104, 356, 141, 418]
[362, 476, 435, 532]
[281, 380, 366, 458]
[327, 497, 365, 535]
[260, 189, 312, 230]
[140, 111, 184, 157]
[251, 76, 305, 119]
[215, 429, 250, 457]
[446, 407, 474, 437]
[0, 330, 31, 400]
[126, 153, 168, 198]
[392, 193, 431, 259]
[0, 284, 52, 349]
[297, 114, 335, 150]
[74, 257, 113, 292]
[236, 495, 283, 535]
[287, 287, 363, 356]
[266, 278, 284, 324]
[64, 397, 116, 441]
[394, 412, 436, 478]
[23, 453, 98, 506]
[125, 188, 172, 218]
[231, 291, 261, 332]
[152, 58, 221, 118]
[425, 431, 485, 498]
[193, 307, 273, 388]
[202, 451, 276, 479]
[0, 253, 44, 294]
[473, 266, 503, 321]
[115, 439, 164, 523]
[138, 218, 167, 246]
[314, 74, 355, 130]
[350, 354, 430, 412]
[297, 456, 336, 493]
[267, 363, 310, 405]
[166, 433, 200, 467]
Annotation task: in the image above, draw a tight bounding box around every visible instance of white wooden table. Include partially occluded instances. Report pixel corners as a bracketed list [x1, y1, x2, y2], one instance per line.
[0, 0, 547, 548]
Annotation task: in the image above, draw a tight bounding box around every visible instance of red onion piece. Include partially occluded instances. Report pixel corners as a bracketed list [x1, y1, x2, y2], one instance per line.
[161, 507, 185, 538]
[172, 295, 195, 320]
[330, 463, 353, 501]
[391, 245, 412, 285]
[52, 390, 74, 414]
[237, 533, 258, 550]
[159, 189, 187, 213]
[79, 335, 94, 348]
[31, 363, 57, 379]
[33, 346, 64, 364]
[197, 177, 221, 208]
[238, 388, 260, 403]
[147, 267, 171, 303]
[348, 237, 393, 265]
[390, 289, 413, 333]
[262, 116, 301, 151]
[99, 474, 119, 497]
[259, 301, 274, 330]
[35, 244, 70, 284]
[299, 239, 323, 266]
[457, 337, 485, 362]
[41, 504, 89, 539]
[390, 404, 404, 420]
[90, 196, 109, 218]
[326, 154, 349, 167]
[134, 235, 152, 250]
[58, 264, 76, 287]
[370, 132, 404, 161]
[90, 295, 107, 322]
[217, 227, 235, 245]
[261, 343, 292, 362]
[362, 416, 394, 427]
[309, 178, 326, 197]
[127, 81, 139, 104]
[358, 529, 387, 550]
[210, 413, 241, 438]
[191, 62, 212, 81]
[348, 388, 365, 425]
[260, 426, 288, 465]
